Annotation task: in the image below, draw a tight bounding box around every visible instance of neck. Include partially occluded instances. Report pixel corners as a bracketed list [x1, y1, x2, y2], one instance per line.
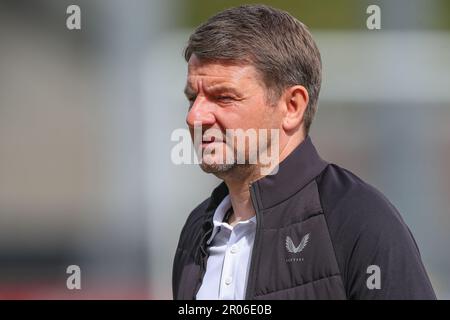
[218, 166, 259, 226]
[220, 133, 306, 226]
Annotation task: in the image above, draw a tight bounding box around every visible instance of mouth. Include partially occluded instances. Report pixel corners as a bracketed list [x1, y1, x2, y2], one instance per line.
[201, 136, 224, 147]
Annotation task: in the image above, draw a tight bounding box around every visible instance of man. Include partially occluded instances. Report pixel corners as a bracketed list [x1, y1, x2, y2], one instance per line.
[172, 4, 436, 300]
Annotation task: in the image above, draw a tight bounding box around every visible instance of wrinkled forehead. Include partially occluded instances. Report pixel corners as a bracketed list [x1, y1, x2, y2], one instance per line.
[186, 55, 261, 88]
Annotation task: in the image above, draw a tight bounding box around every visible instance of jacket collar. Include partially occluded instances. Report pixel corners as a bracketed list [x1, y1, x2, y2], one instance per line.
[252, 135, 328, 209]
[206, 135, 328, 213]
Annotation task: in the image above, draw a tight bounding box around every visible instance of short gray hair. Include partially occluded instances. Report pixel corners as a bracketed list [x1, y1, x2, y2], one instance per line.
[184, 4, 322, 134]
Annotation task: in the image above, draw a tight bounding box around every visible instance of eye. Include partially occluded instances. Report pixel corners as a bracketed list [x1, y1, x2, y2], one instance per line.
[216, 95, 235, 102]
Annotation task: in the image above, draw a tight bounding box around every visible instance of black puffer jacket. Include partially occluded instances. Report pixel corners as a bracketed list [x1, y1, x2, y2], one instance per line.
[172, 136, 436, 299]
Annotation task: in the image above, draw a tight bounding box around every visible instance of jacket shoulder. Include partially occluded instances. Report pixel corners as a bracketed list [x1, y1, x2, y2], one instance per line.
[317, 163, 405, 227]
[316, 164, 435, 299]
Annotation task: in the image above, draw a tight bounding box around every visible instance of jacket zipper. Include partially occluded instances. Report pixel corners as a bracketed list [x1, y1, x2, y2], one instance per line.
[245, 182, 262, 300]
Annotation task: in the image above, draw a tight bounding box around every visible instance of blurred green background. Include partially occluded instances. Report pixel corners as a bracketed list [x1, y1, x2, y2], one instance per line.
[182, 0, 450, 30]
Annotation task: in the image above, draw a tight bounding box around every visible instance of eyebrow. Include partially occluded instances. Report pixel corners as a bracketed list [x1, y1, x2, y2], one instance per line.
[183, 84, 242, 97]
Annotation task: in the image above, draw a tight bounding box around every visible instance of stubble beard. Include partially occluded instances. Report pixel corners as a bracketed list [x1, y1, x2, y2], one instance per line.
[197, 129, 275, 180]
[198, 147, 260, 181]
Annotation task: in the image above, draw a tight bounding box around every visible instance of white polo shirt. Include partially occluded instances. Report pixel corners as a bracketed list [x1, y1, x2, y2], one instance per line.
[196, 195, 257, 300]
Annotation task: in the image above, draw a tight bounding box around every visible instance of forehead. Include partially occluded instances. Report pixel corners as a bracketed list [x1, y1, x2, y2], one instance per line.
[186, 55, 261, 87]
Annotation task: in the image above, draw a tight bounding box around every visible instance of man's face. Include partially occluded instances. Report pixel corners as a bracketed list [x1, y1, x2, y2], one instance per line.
[185, 55, 282, 175]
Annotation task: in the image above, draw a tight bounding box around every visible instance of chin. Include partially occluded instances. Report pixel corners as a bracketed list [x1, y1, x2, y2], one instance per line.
[199, 162, 235, 174]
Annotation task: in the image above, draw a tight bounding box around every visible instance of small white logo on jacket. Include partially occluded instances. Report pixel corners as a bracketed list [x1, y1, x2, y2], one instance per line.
[285, 233, 310, 254]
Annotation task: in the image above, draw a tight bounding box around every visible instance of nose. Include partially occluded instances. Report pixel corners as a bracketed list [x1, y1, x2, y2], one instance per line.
[186, 95, 216, 129]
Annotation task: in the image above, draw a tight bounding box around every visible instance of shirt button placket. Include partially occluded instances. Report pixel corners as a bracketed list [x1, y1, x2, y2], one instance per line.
[220, 230, 238, 299]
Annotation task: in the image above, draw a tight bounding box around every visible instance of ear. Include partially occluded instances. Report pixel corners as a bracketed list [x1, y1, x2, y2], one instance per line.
[281, 85, 309, 132]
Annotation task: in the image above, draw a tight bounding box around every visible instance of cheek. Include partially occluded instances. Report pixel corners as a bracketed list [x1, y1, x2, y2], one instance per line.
[213, 109, 242, 130]
[238, 101, 269, 127]
[251, 106, 280, 130]
[262, 101, 283, 126]
[268, 109, 283, 128]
